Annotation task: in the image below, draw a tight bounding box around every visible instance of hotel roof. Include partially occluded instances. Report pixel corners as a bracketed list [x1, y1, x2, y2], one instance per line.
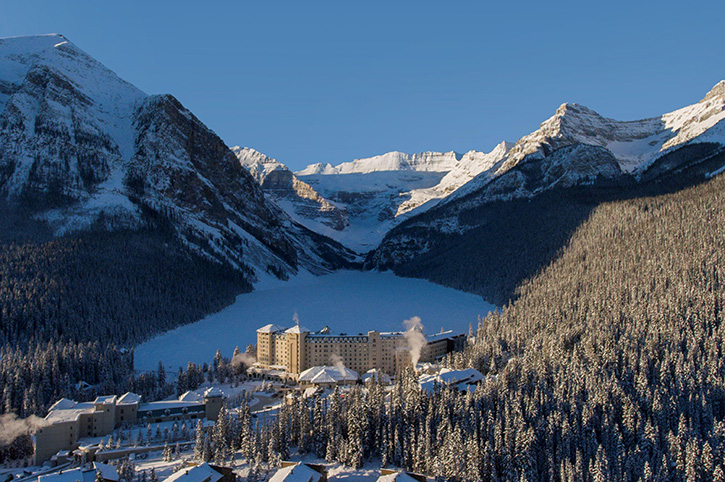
[285, 325, 310, 334]
[257, 323, 284, 333]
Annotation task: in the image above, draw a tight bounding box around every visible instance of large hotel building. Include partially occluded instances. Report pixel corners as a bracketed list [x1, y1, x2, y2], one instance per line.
[255, 323, 466, 376]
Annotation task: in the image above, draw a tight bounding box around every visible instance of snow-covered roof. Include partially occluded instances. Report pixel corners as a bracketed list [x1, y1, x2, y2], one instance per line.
[257, 323, 284, 333]
[377, 473, 422, 482]
[48, 398, 77, 411]
[302, 387, 322, 399]
[93, 462, 119, 482]
[117, 392, 141, 405]
[39, 468, 96, 482]
[93, 395, 117, 405]
[178, 391, 203, 402]
[418, 367, 484, 394]
[164, 463, 224, 482]
[285, 325, 310, 334]
[45, 401, 95, 423]
[269, 463, 324, 482]
[361, 369, 392, 384]
[437, 367, 484, 385]
[425, 330, 462, 342]
[298, 366, 359, 384]
[203, 387, 224, 398]
[139, 400, 203, 412]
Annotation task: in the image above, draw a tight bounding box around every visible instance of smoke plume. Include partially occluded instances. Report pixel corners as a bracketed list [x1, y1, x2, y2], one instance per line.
[403, 316, 426, 369]
[0, 412, 48, 446]
[292, 312, 300, 325]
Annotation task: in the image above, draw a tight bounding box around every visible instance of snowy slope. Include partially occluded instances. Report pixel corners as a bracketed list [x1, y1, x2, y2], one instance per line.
[0, 34, 146, 222]
[444, 81, 725, 205]
[0, 34, 355, 282]
[290, 146, 520, 251]
[297, 150, 461, 175]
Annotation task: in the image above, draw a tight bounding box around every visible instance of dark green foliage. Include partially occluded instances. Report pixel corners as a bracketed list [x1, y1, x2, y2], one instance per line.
[370, 145, 725, 307]
[386, 189, 601, 306]
[441, 170, 725, 480]
[0, 228, 250, 347]
[0, 218, 250, 421]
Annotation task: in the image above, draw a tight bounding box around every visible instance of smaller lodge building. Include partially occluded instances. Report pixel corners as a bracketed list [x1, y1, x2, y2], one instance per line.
[34, 388, 225, 465]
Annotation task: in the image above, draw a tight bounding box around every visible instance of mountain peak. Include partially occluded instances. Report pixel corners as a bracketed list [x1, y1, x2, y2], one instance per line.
[701, 80, 725, 102]
[554, 102, 600, 118]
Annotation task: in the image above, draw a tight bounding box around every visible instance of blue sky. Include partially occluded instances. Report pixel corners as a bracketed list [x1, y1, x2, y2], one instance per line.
[2, 1, 723, 170]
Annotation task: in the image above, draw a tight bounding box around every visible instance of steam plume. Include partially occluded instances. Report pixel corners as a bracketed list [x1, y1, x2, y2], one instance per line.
[231, 351, 257, 369]
[0, 412, 48, 446]
[329, 353, 346, 371]
[403, 316, 426, 368]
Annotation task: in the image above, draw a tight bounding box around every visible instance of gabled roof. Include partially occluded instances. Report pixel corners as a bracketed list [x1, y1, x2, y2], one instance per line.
[269, 463, 323, 482]
[377, 472, 423, 482]
[117, 392, 141, 405]
[203, 387, 224, 398]
[257, 324, 284, 333]
[362, 368, 392, 384]
[437, 367, 484, 385]
[418, 368, 484, 394]
[179, 391, 203, 402]
[93, 395, 117, 405]
[164, 463, 224, 482]
[298, 366, 359, 384]
[48, 398, 77, 411]
[285, 325, 310, 334]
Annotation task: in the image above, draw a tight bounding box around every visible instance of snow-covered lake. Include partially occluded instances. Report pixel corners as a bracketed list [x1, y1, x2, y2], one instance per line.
[134, 270, 497, 372]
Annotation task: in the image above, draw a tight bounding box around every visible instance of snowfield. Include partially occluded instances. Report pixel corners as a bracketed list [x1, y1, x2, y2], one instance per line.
[135, 270, 497, 372]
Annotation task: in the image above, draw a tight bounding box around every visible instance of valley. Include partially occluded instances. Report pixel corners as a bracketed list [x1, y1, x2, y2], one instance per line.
[1, 26, 725, 482]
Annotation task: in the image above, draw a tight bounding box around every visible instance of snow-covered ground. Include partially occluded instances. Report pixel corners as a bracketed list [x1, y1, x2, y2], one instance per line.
[135, 270, 496, 373]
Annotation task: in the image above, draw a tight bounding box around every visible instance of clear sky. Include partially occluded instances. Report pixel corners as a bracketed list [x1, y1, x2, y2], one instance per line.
[1, 1, 723, 171]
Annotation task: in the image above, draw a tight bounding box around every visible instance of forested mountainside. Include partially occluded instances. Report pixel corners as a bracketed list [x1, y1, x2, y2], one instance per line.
[442, 166, 725, 481]
[367, 139, 725, 305]
[239, 169, 725, 482]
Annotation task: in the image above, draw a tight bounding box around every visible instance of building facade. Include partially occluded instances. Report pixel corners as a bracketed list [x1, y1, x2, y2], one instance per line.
[34, 388, 225, 464]
[255, 324, 466, 377]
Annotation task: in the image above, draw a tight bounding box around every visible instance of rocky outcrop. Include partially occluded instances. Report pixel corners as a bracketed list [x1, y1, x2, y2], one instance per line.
[233, 146, 349, 231]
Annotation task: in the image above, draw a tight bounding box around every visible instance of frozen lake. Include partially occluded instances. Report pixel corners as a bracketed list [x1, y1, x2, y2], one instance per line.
[135, 270, 497, 372]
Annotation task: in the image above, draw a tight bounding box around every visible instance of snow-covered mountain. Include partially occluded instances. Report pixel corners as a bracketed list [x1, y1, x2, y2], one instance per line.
[0, 34, 355, 282]
[232, 146, 349, 233]
[366, 81, 725, 293]
[238, 82, 725, 254]
[288, 147, 518, 251]
[442, 82, 725, 205]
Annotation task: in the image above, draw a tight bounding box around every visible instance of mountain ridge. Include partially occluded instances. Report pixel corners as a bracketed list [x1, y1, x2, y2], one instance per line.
[0, 34, 356, 285]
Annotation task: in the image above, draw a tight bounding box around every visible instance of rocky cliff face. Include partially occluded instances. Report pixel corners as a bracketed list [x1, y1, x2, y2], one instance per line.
[0, 34, 355, 282]
[233, 146, 349, 232]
